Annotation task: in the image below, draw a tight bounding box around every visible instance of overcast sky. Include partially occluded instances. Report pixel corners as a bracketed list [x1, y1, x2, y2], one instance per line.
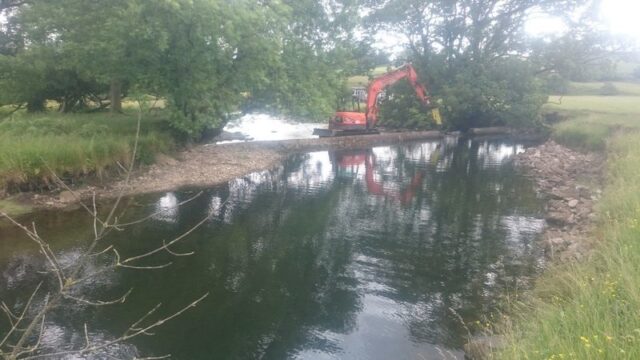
[374, 0, 640, 55]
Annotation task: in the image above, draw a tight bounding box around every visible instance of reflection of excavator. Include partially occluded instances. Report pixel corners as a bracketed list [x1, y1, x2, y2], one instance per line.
[333, 149, 425, 205]
[314, 64, 442, 137]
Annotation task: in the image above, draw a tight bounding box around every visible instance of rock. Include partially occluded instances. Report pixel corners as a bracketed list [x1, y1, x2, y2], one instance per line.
[545, 237, 569, 252]
[576, 185, 590, 198]
[464, 335, 505, 359]
[546, 211, 572, 226]
[568, 199, 579, 208]
[58, 191, 76, 203]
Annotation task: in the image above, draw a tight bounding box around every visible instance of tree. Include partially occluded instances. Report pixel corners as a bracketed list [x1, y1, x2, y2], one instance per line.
[0, 0, 363, 136]
[361, 0, 588, 129]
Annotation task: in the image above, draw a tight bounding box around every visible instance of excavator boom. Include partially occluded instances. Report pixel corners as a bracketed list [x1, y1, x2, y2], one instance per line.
[365, 64, 430, 129]
[314, 64, 436, 137]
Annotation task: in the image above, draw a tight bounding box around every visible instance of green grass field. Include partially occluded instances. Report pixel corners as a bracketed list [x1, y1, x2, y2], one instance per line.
[560, 81, 640, 96]
[499, 84, 640, 359]
[0, 109, 175, 192]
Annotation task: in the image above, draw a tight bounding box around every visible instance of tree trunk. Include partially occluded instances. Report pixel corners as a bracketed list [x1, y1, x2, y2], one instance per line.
[109, 79, 122, 113]
[26, 97, 45, 113]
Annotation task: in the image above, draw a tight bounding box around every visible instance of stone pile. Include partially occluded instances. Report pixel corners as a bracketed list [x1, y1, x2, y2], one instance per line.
[515, 141, 605, 261]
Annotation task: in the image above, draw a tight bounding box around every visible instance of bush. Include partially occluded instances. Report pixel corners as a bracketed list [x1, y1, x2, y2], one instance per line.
[599, 82, 619, 96]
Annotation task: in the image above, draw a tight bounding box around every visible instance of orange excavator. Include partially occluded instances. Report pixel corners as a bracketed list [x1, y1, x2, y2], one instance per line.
[313, 63, 441, 137]
[333, 149, 425, 205]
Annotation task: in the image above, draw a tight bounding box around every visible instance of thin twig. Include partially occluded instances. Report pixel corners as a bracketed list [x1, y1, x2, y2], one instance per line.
[0, 282, 42, 350]
[62, 288, 133, 307]
[21, 293, 209, 360]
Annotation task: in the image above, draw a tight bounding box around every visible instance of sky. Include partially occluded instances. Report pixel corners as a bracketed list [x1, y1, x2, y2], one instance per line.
[2, 1, 638, 48]
[527, 0, 640, 39]
[375, 0, 640, 55]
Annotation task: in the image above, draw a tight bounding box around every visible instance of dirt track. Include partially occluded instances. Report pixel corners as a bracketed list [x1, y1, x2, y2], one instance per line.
[7, 131, 444, 213]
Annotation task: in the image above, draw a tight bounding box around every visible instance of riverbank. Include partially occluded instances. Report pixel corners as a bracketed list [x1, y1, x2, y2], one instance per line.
[515, 141, 604, 261]
[1, 130, 444, 215]
[495, 94, 640, 358]
[0, 110, 175, 194]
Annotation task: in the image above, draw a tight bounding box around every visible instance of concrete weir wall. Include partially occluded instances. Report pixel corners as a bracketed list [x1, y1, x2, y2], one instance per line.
[217, 131, 445, 154]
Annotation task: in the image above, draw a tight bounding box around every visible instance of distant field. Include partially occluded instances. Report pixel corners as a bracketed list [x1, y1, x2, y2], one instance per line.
[546, 95, 640, 115]
[347, 65, 395, 87]
[560, 81, 640, 96]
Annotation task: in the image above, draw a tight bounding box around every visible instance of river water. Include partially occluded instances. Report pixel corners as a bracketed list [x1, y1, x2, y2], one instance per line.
[0, 137, 545, 359]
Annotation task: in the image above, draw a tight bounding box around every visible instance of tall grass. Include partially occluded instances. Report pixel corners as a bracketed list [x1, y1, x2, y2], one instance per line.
[546, 93, 640, 151]
[0, 111, 175, 191]
[498, 132, 640, 359]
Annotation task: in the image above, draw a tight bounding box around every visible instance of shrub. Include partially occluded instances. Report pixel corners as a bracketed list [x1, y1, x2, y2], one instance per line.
[599, 82, 619, 96]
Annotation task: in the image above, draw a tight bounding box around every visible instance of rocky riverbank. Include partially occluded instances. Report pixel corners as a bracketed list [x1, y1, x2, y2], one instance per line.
[515, 140, 605, 261]
[464, 140, 606, 360]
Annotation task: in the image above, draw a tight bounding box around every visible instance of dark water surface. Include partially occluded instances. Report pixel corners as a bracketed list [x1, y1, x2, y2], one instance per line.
[0, 137, 545, 359]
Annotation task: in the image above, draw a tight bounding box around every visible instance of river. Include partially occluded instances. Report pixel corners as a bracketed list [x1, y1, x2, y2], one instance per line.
[0, 136, 545, 359]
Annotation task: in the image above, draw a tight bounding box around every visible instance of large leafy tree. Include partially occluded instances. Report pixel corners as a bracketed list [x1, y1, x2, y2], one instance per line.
[362, 0, 588, 129]
[0, 0, 361, 136]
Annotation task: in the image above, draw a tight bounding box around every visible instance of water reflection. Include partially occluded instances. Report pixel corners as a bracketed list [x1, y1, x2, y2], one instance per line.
[0, 137, 544, 360]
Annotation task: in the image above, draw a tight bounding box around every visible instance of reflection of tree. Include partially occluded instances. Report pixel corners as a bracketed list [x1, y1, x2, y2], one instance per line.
[329, 138, 544, 348]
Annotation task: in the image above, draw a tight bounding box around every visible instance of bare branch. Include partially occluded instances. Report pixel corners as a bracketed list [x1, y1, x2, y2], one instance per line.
[115, 191, 204, 228]
[162, 240, 195, 257]
[121, 206, 219, 266]
[62, 288, 133, 307]
[0, 213, 66, 290]
[21, 293, 209, 360]
[13, 304, 46, 358]
[0, 282, 43, 350]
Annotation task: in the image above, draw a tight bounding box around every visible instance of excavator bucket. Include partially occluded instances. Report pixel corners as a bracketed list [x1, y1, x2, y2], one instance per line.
[431, 108, 442, 125]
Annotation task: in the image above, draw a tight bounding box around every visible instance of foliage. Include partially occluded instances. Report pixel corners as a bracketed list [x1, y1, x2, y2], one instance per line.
[0, 0, 360, 136]
[360, 0, 582, 130]
[377, 80, 438, 130]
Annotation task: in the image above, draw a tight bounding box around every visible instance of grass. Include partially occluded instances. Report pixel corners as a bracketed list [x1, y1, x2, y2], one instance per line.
[0, 109, 175, 191]
[545, 95, 640, 151]
[498, 85, 640, 359]
[346, 65, 396, 87]
[499, 133, 640, 359]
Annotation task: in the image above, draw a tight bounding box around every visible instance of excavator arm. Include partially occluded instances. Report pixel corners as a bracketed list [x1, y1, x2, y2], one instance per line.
[365, 64, 431, 128]
[313, 63, 439, 137]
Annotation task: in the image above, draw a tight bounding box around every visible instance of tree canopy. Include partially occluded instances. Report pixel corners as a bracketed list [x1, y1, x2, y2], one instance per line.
[0, 0, 625, 134]
[0, 0, 361, 137]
